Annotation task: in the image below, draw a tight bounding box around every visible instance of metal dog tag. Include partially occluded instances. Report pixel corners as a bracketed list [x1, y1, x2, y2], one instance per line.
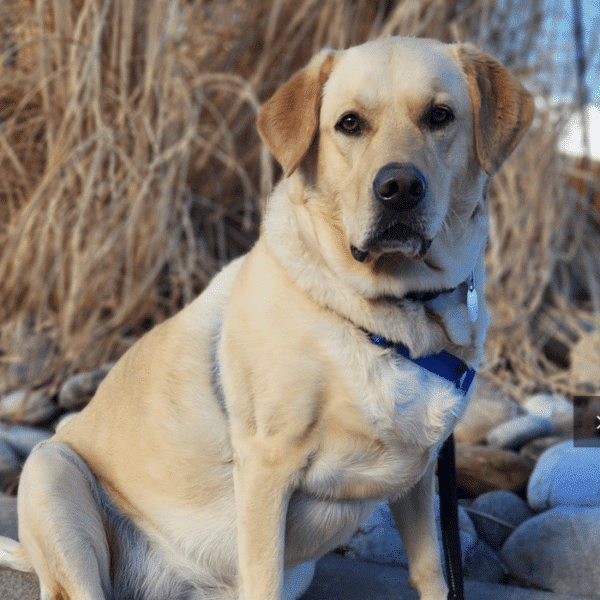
[467, 271, 478, 323]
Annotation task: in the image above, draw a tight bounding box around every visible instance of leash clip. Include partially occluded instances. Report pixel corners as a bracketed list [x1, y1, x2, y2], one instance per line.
[467, 271, 477, 323]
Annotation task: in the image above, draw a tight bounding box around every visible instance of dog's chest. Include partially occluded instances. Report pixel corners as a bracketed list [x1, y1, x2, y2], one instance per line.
[301, 345, 469, 501]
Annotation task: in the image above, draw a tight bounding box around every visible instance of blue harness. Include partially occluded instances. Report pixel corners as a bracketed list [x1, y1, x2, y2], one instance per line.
[368, 333, 476, 395]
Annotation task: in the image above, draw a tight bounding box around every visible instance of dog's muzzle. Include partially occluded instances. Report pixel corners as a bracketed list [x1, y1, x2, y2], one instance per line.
[350, 163, 432, 262]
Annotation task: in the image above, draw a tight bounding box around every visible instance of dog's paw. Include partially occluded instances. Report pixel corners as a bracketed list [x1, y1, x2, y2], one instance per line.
[408, 575, 448, 600]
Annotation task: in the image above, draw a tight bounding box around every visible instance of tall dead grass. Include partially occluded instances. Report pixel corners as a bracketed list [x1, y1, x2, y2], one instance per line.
[0, 0, 598, 401]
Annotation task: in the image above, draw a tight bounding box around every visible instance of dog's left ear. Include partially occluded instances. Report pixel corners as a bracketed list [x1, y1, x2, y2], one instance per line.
[455, 44, 534, 175]
[257, 50, 336, 177]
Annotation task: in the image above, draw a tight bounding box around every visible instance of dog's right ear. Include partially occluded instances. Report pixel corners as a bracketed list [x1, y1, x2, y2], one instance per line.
[257, 50, 336, 178]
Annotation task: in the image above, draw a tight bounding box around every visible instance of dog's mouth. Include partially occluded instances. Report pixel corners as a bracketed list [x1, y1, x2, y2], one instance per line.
[351, 220, 432, 262]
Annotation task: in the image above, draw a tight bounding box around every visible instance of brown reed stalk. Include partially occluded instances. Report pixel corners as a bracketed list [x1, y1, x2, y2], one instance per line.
[0, 0, 597, 404]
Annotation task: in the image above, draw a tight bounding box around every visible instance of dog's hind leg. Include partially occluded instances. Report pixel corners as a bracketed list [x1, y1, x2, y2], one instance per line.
[17, 441, 112, 600]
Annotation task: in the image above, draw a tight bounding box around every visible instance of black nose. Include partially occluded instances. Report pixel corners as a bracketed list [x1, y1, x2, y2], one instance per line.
[372, 163, 426, 212]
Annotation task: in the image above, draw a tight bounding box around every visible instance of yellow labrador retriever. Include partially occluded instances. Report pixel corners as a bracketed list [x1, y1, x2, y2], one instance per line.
[0, 37, 532, 600]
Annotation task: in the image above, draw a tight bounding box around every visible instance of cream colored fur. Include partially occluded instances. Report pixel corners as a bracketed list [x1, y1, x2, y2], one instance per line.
[0, 37, 532, 600]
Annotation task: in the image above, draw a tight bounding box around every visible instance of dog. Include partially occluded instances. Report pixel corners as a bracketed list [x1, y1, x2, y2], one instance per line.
[0, 36, 533, 600]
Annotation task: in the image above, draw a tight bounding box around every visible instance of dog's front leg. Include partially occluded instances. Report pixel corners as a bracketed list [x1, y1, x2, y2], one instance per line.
[389, 460, 448, 600]
[232, 436, 300, 600]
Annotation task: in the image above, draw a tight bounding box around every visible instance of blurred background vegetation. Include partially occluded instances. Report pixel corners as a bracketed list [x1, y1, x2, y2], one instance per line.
[0, 0, 599, 405]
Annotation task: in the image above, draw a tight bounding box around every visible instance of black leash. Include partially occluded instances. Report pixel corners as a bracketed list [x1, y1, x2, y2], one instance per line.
[438, 433, 464, 600]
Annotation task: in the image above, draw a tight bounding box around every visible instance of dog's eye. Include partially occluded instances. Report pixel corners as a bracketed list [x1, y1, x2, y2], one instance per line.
[426, 106, 455, 129]
[336, 113, 362, 135]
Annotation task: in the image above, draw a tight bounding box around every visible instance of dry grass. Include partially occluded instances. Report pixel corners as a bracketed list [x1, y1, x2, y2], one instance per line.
[0, 0, 598, 403]
[485, 123, 600, 399]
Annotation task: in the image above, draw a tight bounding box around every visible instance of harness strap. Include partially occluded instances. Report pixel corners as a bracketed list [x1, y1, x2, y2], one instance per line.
[368, 334, 476, 395]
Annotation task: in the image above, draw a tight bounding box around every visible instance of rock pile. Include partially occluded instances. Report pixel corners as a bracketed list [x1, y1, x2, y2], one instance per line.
[0, 360, 599, 598]
[348, 380, 600, 597]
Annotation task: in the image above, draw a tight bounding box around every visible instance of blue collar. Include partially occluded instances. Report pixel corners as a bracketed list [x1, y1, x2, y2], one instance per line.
[369, 333, 476, 395]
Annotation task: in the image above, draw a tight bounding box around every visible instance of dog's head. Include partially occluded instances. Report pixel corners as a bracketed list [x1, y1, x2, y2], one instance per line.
[258, 37, 533, 298]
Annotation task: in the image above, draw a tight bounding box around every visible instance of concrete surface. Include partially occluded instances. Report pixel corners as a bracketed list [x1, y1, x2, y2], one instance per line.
[0, 568, 39, 600]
